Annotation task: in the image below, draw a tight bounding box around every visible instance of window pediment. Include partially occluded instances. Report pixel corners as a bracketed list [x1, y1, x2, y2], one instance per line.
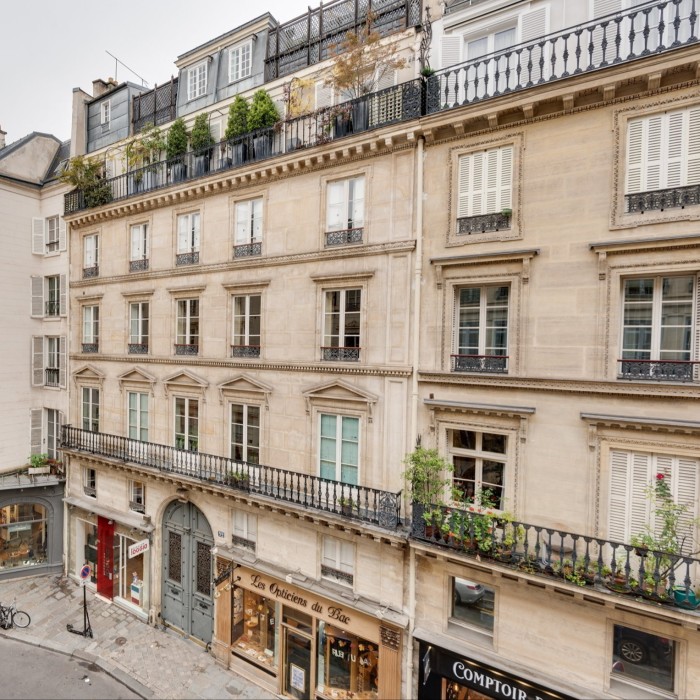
[218, 375, 273, 405]
[118, 367, 157, 394]
[163, 369, 208, 397]
[72, 364, 105, 386]
[303, 380, 378, 420]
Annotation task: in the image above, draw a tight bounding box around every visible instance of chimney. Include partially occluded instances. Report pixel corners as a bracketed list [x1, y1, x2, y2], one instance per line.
[0, 125, 5, 149]
[92, 78, 110, 98]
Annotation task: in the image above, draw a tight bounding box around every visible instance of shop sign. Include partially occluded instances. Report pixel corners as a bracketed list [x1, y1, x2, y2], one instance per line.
[128, 538, 149, 559]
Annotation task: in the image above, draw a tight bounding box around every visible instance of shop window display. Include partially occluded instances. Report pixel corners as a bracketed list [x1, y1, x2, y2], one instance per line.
[0, 504, 48, 570]
[317, 622, 378, 699]
[232, 587, 278, 671]
[445, 679, 490, 700]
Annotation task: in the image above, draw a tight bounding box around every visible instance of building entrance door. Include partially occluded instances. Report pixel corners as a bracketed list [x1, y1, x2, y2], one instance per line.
[161, 500, 213, 644]
[284, 628, 313, 699]
[96, 516, 114, 599]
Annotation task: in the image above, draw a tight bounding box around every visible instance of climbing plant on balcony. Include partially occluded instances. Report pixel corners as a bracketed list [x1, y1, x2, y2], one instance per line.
[59, 154, 112, 208]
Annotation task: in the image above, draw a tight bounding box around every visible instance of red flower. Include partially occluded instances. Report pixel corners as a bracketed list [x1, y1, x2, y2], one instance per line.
[656, 473, 665, 480]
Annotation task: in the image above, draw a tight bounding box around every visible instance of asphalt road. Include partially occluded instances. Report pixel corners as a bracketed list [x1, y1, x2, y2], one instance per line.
[0, 637, 142, 699]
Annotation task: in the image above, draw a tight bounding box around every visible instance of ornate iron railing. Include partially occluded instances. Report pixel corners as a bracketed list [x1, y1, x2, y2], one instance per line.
[82, 265, 99, 279]
[132, 79, 178, 134]
[232, 534, 256, 551]
[322, 346, 361, 361]
[618, 359, 697, 381]
[82, 342, 98, 353]
[45, 368, 59, 386]
[174, 343, 199, 356]
[233, 242, 262, 258]
[128, 343, 149, 355]
[325, 227, 364, 247]
[231, 345, 261, 358]
[45, 300, 60, 316]
[451, 354, 508, 373]
[129, 258, 149, 272]
[129, 499, 145, 514]
[321, 564, 354, 585]
[626, 183, 700, 213]
[411, 502, 700, 610]
[61, 425, 403, 529]
[426, 0, 698, 114]
[176, 251, 199, 266]
[83, 485, 96, 498]
[457, 212, 511, 235]
[264, 0, 422, 81]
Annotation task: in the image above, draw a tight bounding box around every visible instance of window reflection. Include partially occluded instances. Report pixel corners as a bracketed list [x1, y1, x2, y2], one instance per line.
[0, 504, 48, 569]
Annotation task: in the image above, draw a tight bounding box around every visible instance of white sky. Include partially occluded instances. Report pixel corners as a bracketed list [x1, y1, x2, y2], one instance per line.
[0, 0, 314, 145]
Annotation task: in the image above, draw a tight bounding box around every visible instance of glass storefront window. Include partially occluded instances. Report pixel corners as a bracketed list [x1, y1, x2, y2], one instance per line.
[317, 622, 379, 699]
[113, 533, 149, 612]
[0, 504, 48, 570]
[232, 587, 278, 671]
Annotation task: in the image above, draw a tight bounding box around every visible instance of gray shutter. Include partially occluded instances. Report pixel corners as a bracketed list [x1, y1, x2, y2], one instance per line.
[30, 408, 43, 456]
[58, 336, 67, 388]
[59, 274, 67, 317]
[59, 218, 67, 252]
[32, 336, 44, 386]
[32, 218, 45, 255]
[31, 276, 44, 317]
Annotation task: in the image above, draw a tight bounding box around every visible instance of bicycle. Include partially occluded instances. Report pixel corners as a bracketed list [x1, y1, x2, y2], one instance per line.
[0, 599, 30, 629]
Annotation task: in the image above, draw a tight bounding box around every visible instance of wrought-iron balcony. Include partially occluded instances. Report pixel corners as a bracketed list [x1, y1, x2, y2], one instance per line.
[233, 242, 262, 258]
[61, 425, 403, 529]
[618, 359, 697, 382]
[232, 534, 256, 551]
[129, 499, 145, 514]
[325, 227, 363, 247]
[321, 564, 354, 586]
[426, 0, 698, 114]
[45, 367, 59, 387]
[46, 240, 60, 253]
[231, 345, 261, 359]
[626, 184, 700, 213]
[457, 212, 511, 235]
[82, 342, 98, 353]
[128, 343, 149, 355]
[83, 485, 96, 498]
[129, 258, 149, 272]
[174, 343, 199, 356]
[411, 502, 700, 612]
[322, 346, 361, 362]
[451, 354, 508, 374]
[176, 251, 199, 266]
[45, 300, 60, 317]
[82, 265, 99, 279]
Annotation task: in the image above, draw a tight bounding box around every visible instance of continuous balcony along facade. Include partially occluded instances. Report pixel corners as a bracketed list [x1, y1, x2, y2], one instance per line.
[61, 426, 403, 529]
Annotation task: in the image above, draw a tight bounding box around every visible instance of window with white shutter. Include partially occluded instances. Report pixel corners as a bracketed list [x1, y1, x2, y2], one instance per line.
[457, 146, 513, 222]
[31, 336, 44, 387]
[608, 449, 699, 553]
[30, 408, 43, 456]
[322, 536, 354, 586]
[59, 274, 67, 317]
[32, 218, 45, 255]
[30, 276, 44, 318]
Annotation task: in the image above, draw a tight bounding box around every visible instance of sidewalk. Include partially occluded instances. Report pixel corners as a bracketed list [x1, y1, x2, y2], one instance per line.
[0, 573, 278, 699]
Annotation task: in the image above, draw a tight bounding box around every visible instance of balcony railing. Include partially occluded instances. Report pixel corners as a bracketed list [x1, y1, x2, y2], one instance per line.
[426, 0, 698, 114]
[451, 354, 508, 373]
[233, 242, 262, 258]
[61, 425, 403, 529]
[129, 258, 149, 272]
[45, 367, 59, 387]
[618, 359, 698, 382]
[82, 265, 99, 279]
[322, 346, 361, 361]
[45, 300, 60, 317]
[129, 499, 145, 514]
[232, 534, 256, 551]
[128, 343, 149, 355]
[626, 183, 700, 213]
[174, 343, 199, 356]
[231, 345, 261, 358]
[176, 251, 199, 266]
[457, 212, 511, 235]
[325, 227, 363, 247]
[411, 503, 700, 611]
[82, 342, 98, 353]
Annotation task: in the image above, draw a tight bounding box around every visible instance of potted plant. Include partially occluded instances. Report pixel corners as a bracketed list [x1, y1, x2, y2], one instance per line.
[420, 66, 436, 78]
[140, 123, 166, 188]
[225, 96, 250, 166]
[190, 113, 214, 176]
[501, 207, 513, 219]
[227, 471, 250, 491]
[59, 155, 113, 208]
[166, 118, 189, 182]
[403, 446, 454, 538]
[27, 453, 50, 475]
[247, 90, 280, 160]
[339, 496, 356, 516]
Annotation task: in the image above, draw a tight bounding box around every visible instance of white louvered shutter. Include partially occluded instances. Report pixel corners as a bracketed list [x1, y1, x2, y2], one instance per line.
[630, 452, 652, 540]
[59, 274, 67, 317]
[192, 215, 201, 251]
[236, 202, 251, 244]
[59, 218, 67, 252]
[686, 107, 700, 185]
[483, 146, 513, 214]
[676, 457, 699, 554]
[350, 178, 364, 228]
[457, 155, 470, 218]
[339, 539, 354, 575]
[32, 336, 44, 386]
[177, 217, 189, 253]
[327, 181, 345, 231]
[626, 119, 644, 193]
[31, 276, 44, 317]
[30, 408, 43, 455]
[441, 35, 462, 70]
[665, 110, 685, 188]
[645, 115, 663, 191]
[471, 152, 484, 215]
[609, 449, 631, 542]
[58, 336, 67, 388]
[591, 1, 623, 68]
[521, 8, 548, 83]
[694, 274, 700, 381]
[652, 454, 673, 538]
[32, 218, 45, 255]
[594, 0, 622, 19]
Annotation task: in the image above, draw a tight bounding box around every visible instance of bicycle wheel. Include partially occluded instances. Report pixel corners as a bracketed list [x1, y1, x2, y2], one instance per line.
[12, 610, 30, 628]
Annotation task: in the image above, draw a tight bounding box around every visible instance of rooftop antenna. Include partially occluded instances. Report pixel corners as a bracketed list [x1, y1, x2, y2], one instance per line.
[105, 50, 149, 87]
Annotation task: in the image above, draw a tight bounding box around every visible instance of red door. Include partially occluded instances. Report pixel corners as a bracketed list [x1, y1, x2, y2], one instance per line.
[97, 516, 114, 599]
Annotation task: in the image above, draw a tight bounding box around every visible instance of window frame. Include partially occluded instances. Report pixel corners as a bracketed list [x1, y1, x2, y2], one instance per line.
[83, 466, 97, 497]
[130, 223, 149, 267]
[46, 408, 60, 459]
[233, 197, 263, 257]
[449, 574, 496, 637]
[175, 298, 200, 354]
[232, 510, 257, 551]
[82, 305, 100, 350]
[318, 413, 360, 485]
[187, 61, 207, 101]
[326, 175, 365, 234]
[176, 211, 201, 265]
[322, 288, 362, 362]
[127, 391, 149, 442]
[230, 402, 261, 464]
[321, 536, 355, 586]
[231, 294, 261, 357]
[228, 40, 252, 83]
[129, 480, 145, 513]
[174, 396, 199, 452]
[100, 100, 110, 127]
[129, 301, 150, 353]
[83, 233, 99, 273]
[46, 216, 60, 252]
[81, 387, 100, 433]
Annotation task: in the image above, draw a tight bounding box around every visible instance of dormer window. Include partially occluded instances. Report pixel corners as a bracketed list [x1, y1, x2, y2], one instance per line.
[100, 100, 110, 131]
[187, 61, 207, 101]
[229, 41, 252, 83]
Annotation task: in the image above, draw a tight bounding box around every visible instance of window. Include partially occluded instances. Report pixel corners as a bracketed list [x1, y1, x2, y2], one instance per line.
[229, 41, 252, 82]
[130, 223, 149, 271]
[83, 234, 99, 277]
[230, 403, 260, 464]
[100, 100, 110, 128]
[232, 510, 257, 550]
[31, 336, 65, 388]
[129, 302, 149, 354]
[128, 392, 149, 442]
[608, 450, 698, 550]
[84, 467, 97, 497]
[175, 299, 199, 355]
[321, 536, 354, 586]
[323, 289, 361, 361]
[453, 286, 509, 373]
[326, 177, 365, 245]
[612, 623, 675, 694]
[233, 198, 262, 257]
[46, 336, 60, 387]
[176, 212, 200, 265]
[187, 62, 207, 100]
[0, 503, 50, 571]
[46, 276, 60, 317]
[450, 430, 507, 508]
[82, 305, 99, 352]
[232, 295, 261, 357]
[450, 576, 495, 634]
[619, 275, 696, 381]
[82, 388, 99, 432]
[129, 480, 145, 513]
[457, 146, 513, 229]
[626, 106, 700, 206]
[319, 414, 359, 485]
[175, 397, 198, 451]
[46, 216, 59, 253]
[46, 409, 60, 459]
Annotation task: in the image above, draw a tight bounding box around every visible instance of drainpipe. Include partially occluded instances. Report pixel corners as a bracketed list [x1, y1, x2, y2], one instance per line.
[406, 133, 425, 699]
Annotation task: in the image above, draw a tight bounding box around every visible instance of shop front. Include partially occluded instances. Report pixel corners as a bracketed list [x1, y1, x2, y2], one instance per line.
[68, 501, 153, 620]
[417, 641, 575, 700]
[214, 561, 403, 699]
